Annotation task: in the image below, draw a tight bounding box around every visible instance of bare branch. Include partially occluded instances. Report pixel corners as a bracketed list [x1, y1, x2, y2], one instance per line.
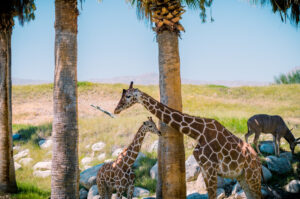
[90, 104, 115, 118]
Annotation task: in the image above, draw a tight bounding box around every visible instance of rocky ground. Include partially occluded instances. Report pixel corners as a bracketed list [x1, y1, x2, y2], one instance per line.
[13, 132, 300, 199]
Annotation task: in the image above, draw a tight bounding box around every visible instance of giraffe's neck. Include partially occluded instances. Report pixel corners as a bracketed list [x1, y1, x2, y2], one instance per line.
[139, 92, 203, 140]
[121, 126, 146, 167]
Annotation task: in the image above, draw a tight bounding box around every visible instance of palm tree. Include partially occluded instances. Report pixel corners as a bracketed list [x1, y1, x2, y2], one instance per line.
[128, 1, 212, 198]
[254, 0, 299, 26]
[51, 0, 79, 198]
[0, 0, 35, 193]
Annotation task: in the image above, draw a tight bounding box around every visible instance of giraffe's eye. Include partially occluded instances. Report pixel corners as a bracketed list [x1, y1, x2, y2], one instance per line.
[126, 95, 131, 98]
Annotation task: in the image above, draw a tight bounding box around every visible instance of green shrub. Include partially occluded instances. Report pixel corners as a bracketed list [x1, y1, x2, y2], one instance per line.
[275, 69, 300, 84]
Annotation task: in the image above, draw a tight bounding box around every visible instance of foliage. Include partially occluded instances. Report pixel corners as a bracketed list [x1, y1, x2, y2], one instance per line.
[133, 154, 157, 193]
[13, 123, 52, 145]
[11, 182, 50, 199]
[252, 0, 300, 26]
[274, 69, 300, 84]
[128, 0, 214, 24]
[0, 0, 36, 30]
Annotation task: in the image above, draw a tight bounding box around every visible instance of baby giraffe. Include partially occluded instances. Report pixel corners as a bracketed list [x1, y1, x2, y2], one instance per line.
[96, 117, 161, 199]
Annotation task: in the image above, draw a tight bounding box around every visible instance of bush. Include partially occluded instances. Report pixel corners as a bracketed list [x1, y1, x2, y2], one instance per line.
[274, 69, 300, 84]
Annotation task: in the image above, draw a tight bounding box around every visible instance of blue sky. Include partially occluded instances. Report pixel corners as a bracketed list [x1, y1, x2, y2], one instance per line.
[12, 0, 300, 82]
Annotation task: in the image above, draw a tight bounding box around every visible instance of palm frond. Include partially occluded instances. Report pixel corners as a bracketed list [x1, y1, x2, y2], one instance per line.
[252, 0, 300, 26]
[0, 0, 36, 30]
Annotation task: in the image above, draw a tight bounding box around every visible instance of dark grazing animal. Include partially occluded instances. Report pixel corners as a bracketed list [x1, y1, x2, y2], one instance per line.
[245, 114, 300, 156]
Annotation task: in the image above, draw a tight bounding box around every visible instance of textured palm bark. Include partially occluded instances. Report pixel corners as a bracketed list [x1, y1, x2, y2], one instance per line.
[156, 31, 186, 199]
[0, 29, 17, 193]
[51, 0, 79, 198]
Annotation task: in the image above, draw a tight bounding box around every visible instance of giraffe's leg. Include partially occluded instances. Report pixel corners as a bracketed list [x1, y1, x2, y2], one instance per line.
[201, 168, 218, 199]
[238, 168, 262, 199]
[97, 180, 107, 199]
[127, 183, 134, 199]
[104, 186, 112, 199]
[253, 132, 261, 155]
[193, 144, 218, 198]
[116, 186, 125, 199]
[127, 171, 135, 199]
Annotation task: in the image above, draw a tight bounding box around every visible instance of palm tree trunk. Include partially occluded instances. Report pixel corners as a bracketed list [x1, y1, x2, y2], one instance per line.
[0, 28, 17, 193]
[156, 30, 186, 199]
[51, 0, 79, 198]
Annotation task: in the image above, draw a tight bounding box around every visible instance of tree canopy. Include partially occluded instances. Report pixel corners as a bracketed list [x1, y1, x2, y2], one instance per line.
[0, 0, 35, 31]
[128, 0, 299, 26]
[127, 0, 214, 24]
[253, 0, 299, 26]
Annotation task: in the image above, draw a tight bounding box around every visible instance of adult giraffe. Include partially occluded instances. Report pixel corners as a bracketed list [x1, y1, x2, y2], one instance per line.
[114, 82, 262, 199]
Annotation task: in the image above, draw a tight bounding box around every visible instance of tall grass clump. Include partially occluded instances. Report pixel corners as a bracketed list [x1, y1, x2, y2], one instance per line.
[275, 69, 300, 84]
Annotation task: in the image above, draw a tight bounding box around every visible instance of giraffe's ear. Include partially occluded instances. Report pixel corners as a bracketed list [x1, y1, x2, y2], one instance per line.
[129, 81, 133, 89]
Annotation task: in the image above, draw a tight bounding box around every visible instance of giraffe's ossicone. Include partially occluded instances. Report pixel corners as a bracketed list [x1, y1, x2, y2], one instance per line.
[114, 82, 262, 199]
[96, 117, 161, 199]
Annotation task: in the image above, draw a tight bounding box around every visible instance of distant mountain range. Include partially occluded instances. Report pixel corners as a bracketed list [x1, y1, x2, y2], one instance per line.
[90, 73, 270, 87]
[13, 74, 270, 87]
[12, 78, 51, 85]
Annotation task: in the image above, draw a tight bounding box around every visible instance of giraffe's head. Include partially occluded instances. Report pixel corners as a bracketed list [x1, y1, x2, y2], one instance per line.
[141, 117, 161, 136]
[114, 81, 141, 114]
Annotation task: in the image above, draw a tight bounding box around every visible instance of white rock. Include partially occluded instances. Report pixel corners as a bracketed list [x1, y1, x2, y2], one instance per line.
[80, 188, 88, 199]
[92, 142, 106, 152]
[259, 141, 275, 154]
[235, 190, 247, 199]
[266, 155, 292, 174]
[133, 152, 146, 167]
[40, 139, 52, 149]
[111, 194, 127, 199]
[97, 153, 106, 161]
[87, 185, 99, 199]
[285, 180, 300, 193]
[14, 149, 29, 160]
[262, 165, 272, 182]
[84, 165, 92, 170]
[112, 148, 124, 157]
[148, 140, 158, 153]
[33, 170, 51, 178]
[19, 158, 33, 166]
[232, 182, 242, 195]
[279, 152, 293, 162]
[14, 162, 21, 171]
[81, 157, 93, 165]
[104, 159, 114, 163]
[80, 163, 104, 190]
[217, 188, 225, 199]
[187, 192, 208, 199]
[33, 161, 52, 171]
[185, 155, 200, 182]
[13, 146, 21, 151]
[133, 187, 150, 197]
[150, 162, 158, 180]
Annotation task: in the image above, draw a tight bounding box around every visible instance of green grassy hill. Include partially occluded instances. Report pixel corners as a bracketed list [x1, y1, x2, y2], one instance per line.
[9, 83, 300, 198]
